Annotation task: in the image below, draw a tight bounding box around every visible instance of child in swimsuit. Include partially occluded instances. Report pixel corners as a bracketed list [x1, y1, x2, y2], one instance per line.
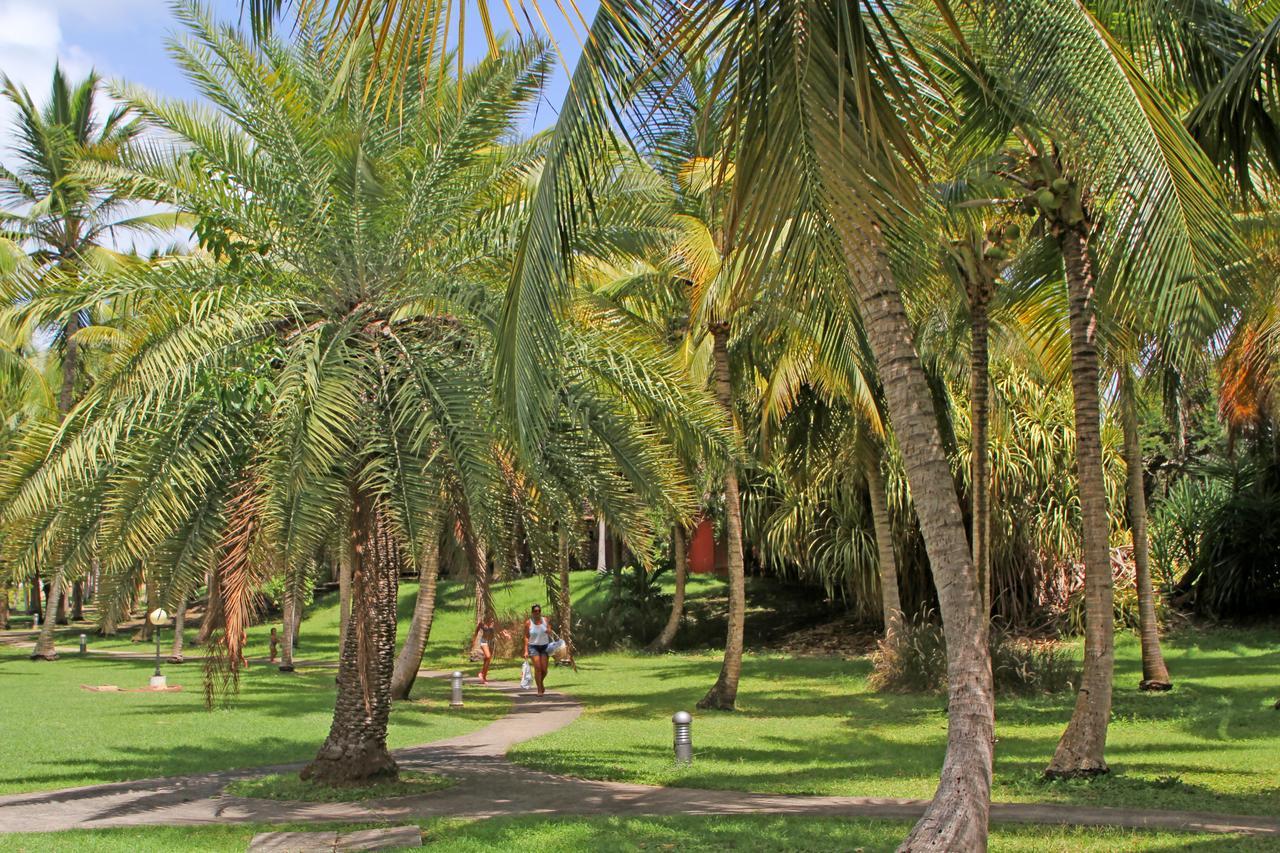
[470, 616, 508, 684]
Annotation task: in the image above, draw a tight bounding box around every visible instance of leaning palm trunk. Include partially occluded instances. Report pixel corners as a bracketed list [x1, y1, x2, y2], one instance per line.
[649, 525, 688, 652]
[302, 484, 400, 785]
[867, 462, 904, 641]
[169, 599, 187, 663]
[834, 217, 994, 851]
[31, 576, 63, 659]
[391, 513, 443, 700]
[1120, 371, 1171, 691]
[698, 324, 746, 711]
[1046, 224, 1115, 778]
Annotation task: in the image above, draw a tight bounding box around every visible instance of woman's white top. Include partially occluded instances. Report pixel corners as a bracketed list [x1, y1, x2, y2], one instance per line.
[527, 617, 550, 645]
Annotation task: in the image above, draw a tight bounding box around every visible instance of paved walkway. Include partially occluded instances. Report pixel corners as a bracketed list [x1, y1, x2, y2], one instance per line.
[0, 670, 1277, 839]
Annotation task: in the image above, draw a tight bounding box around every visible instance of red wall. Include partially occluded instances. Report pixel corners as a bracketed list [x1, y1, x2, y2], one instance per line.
[689, 517, 717, 574]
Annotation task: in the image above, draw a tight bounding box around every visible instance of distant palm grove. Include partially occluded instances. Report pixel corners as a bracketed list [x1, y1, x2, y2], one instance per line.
[1, 1, 1278, 850]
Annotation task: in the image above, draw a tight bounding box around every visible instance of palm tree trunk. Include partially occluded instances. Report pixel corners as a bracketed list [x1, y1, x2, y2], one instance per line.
[302, 483, 400, 786]
[0, 577, 8, 630]
[280, 585, 297, 672]
[168, 599, 187, 663]
[338, 545, 353, 649]
[832, 217, 993, 851]
[196, 563, 221, 646]
[134, 574, 157, 642]
[1120, 370, 1171, 691]
[698, 323, 746, 712]
[71, 581, 84, 622]
[649, 525, 688, 652]
[867, 462, 904, 641]
[971, 291, 993, 623]
[391, 513, 443, 700]
[556, 526, 574, 660]
[31, 576, 64, 659]
[1046, 224, 1115, 778]
[473, 539, 491, 624]
[596, 517, 607, 573]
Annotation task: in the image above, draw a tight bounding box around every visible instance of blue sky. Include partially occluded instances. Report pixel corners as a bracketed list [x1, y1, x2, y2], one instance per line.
[0, 1, 594, 131]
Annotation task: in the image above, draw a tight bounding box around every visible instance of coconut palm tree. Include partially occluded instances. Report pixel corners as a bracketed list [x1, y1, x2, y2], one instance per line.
[0, 66, 181, 658]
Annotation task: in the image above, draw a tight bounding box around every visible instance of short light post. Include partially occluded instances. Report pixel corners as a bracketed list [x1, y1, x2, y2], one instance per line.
[450, 671, 464, 708]
[672, 710, 693, 765]
[79, 633, 87, 655]
[149, 608, 169, 688]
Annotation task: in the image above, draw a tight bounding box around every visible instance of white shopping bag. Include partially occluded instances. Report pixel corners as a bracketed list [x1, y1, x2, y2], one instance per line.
[546, 639, 565, 655]
[520, 660, 533, 689]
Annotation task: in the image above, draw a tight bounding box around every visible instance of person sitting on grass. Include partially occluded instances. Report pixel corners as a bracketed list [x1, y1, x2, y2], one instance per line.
[470, 615, 510, 684]
[522, 603, 559, 696]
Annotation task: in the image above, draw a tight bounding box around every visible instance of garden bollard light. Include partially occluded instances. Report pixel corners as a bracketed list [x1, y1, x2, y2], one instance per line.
[450, 671, 464, 708]
[148, 608, 169, 688]
[672, 710, 693, 765]
[79, 633, 87, 654]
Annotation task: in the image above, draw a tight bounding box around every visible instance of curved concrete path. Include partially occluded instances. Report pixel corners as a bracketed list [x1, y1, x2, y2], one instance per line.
[0, 672, 1277, 839]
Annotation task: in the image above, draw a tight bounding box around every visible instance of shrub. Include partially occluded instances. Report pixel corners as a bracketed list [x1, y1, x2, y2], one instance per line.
[870, 611, 1079, 696]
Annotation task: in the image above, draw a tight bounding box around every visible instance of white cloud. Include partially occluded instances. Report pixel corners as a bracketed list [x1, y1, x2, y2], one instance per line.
[0, 0, 96, 98]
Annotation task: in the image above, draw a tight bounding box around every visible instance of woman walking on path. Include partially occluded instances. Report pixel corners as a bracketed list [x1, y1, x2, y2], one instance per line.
[522, 604, 557, 695]
[470, 615, 508, 684]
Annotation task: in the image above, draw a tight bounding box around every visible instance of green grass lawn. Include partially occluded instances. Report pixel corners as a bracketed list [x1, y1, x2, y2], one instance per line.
[6, 569, 1278, 826]
[503, 625, 1280, 817]
[0, 648, 509, 795]
[0, 816, 1272, 852]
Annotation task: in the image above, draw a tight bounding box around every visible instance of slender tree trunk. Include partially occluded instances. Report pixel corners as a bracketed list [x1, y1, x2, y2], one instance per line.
[27, 576, 40, 615]
[970, 291, 993, 624]
[830, 213, 993, 850]
[31, 577, 63, 659]
[596, 517, 607, 573]
[169, 599, 187, 663]
[280, 585, 297, 672]
[1046, 224, 1115, 778]
[556, 526, 574, 660]
[338, 545, 353, 649]
[302, 483, 400, 785]
[71, 581, 84, 622]
[0, 577, 8, 630]
[473, 539, 491, 624]
[391, 513, 443, 700]
[134, 574, 157, 642]
[1120, 371, 1171, 691]
[867, 462, 904, 641]
[196, 563, 221, 646]
[698, 324, 746, 712]
[649, 525, 688, 652]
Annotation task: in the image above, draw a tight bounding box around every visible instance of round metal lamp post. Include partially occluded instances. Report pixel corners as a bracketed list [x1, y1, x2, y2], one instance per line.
[149, 608, 169, 688]
[672, 710, 693, 765]
[450, 671, 464, 708]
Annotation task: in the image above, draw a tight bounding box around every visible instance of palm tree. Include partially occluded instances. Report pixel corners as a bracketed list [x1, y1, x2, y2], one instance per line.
[0, 66, 176, 659]
[1, 7, 540, 784]
[936, 0, 1242, 778]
